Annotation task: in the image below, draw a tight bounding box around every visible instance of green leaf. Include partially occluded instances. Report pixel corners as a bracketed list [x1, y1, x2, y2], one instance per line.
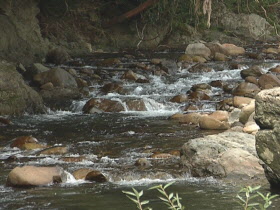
[132, 188, 139, 197]
[139, 190, 143, 197]
[248, 194, 259, 200]
[169, 193, 174, 200]
[126, 196, 139, 204]
[122, 190, 136, 197]
[159, 196, 169, 203]
[236, 195, 246, 203]
[163, 181, 175, 190]
[248, 203, 260, 207]
[141, 200, 150, 205]
[149, 185, 162, 190]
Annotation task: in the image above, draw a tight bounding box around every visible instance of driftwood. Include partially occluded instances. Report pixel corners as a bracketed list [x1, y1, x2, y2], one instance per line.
[104, 0, 159, 27]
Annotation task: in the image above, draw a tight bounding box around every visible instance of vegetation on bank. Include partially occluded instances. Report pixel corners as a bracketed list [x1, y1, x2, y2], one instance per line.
[123, 182, 278, 210]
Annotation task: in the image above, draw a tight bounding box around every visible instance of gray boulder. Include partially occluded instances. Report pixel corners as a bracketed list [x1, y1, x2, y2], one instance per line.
[0, 61, 44, 115]
[181, 132, 264, 180]
[255, 88, 280, 187]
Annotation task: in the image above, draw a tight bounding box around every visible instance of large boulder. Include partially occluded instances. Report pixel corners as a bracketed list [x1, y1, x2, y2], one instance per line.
[0, 61, 44, 115]
[199, 115, 229, 130]
[258, 74, 280, 89]
[255, 88, 280, 187]
[33, 67, 77, 88]
[185, 43, 211, 59]
[181, 132, 264, 179]
[6, 166, 63, 187]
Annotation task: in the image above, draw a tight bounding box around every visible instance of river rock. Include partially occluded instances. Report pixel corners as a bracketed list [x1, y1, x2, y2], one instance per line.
[255, 88, 280, 187]
[199, 115, 229, 130]
[60, 156, 87, 163]
[263, 48, 280, 54]
[100, 58, 121, 66]
[178, 113, 203, 125]
[83, 98, 125, 113]
[178, 54, 193, 62]
[192, 56, 207, 63]
[46, 48, 70, 65]
[191, 83, 211, 92]
[245, 76, 258, 85]
[125, 99, 147, 111]
[101, 83, 124, 94]
[209, 111, 229, 122]
[33, 67, 77, 88]
[239, 100, 255, 124]
[188, 91, 210, 101]
[188, 63, 212, 73]
[73, 168, 93, 180]
[181, 132, 264, 179]
[85, 170, 107, 182]
[269, 65, 280, 73]
[40, 82, 54, 91]
[10, 136, 38, 149]
[185, 43, 211, 59]
[233, 96, 254, 108]
[232, 82, 261, 98]
[0, 61, 44, 115]
[214, 52, 228, 61]
[6, 166, 63, 187]
[240, 65, 263, 79]
[170, 94, 188, 103]
[210, 80, 223, 88]
[0, 117, 12, 125]
[135, 158, 151, 167]
[243, 121, 260, 134]
[258, 74, 280, 89]
[151, 153, 173, 159]
[221, 44, 245, 56]
[39, 146, 68, 155]
[228, 108, 241, 125]
[121, 70, 138, 81]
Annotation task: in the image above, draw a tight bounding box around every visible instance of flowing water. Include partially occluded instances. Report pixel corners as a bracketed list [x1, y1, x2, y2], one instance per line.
[1, 49, 280, 209]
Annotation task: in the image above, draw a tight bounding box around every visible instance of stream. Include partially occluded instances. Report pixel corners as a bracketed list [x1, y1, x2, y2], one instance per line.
[1, 48, 280, 209]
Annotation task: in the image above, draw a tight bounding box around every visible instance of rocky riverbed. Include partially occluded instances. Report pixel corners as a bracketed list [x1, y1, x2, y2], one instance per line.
[1, 42, 280, 208]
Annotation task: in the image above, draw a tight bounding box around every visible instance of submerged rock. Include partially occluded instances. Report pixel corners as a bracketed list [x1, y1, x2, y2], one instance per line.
[6, 166, 63, 187]
[39, 146, 68, 155]
[10, 136, 38, 149]
[181, 132, 264, 179]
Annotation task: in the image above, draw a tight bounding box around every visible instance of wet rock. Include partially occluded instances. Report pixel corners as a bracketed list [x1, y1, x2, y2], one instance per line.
[101, 83, 123, 94]
[246, 52, 262, 60]
[178, 54, 193, 62]
[221, 44, 245, 56]
[26, 63, 49, 78]
[191, 83, 211, 92]
[10, 136, 38, 149]
[0, 117, 12, 125]
[188, 63, 212, 73]
[121, 70, 138, 81]
[245, 76, 258, 85]
[125, 99, 147, 111]
[169, 150, 181, 156]
[33, 67, 77, 88]
[258, 74, 280, 89]
[263, 48, 280, 54]
[46, 48, 70, 65]
[210, 80, 223, 88]
[136, 78, 149, 84]
[222, 83, 236, 94]
[85, 170, 107, 183]
[151, 58, 162, 65]
[255, 88, 280, 187]
[135, 158, 151, 167]
[0, 61, 44, 115]
[181, 132, 264, 179]
[199, 115, 229, 130]
[269, 65, 280, 73]
[240, 65, 263, 79]
[159, 59, 177, 74]
[39, 146, 68, 155]
[83, 98, 125, 113]
[6, 166, 63, 187]
[40, 82, 54, 91]
[73, 168, 93, 180]
[239, 100, 255, 124]
[214, 52, 228, 61]
[68, 68, 77, 76]
[169, 113, 184, 120]
[22, 143, 47, 150]
[217, 98, 233, 111]
[60, 156, 87, 162]
[178, 113, 203, 125]
[170, 94, 188, 103]
[205, 42, 229, 56]
[232, 82, 261, 98]
[192, 56, 207, 63]
[185, 43, 211, 59]
[209, 111, 229, 122]
[100, 58, 121, 66]
[184, 104, 199, 111]
[188, 91, 210, 101]
[151, 153, 173, 159]
[233, 96, 254, 108]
